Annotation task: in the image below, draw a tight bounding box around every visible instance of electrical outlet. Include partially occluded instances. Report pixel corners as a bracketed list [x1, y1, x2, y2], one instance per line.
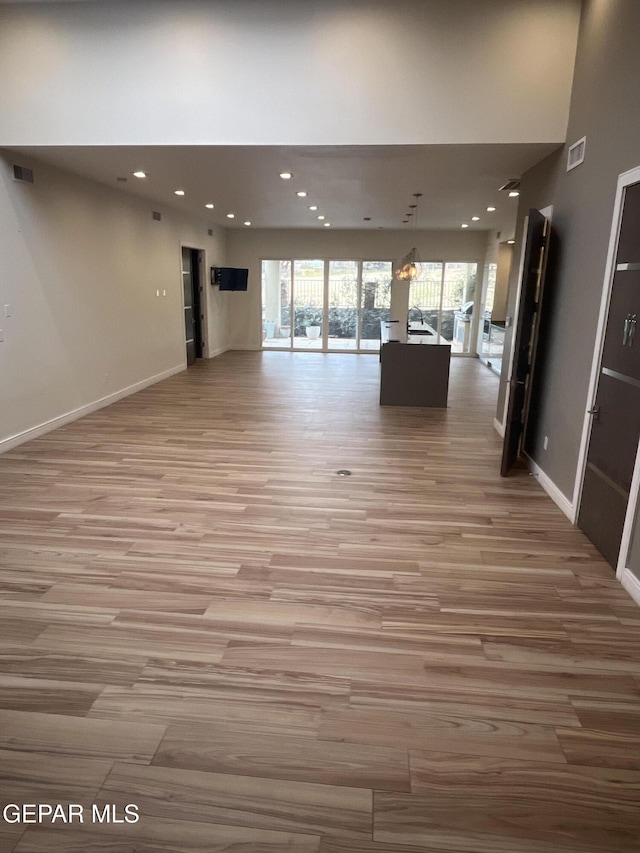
[543, 435, 549, 450]
[0, 329, 4, 342]
[4, 304, 10, 318]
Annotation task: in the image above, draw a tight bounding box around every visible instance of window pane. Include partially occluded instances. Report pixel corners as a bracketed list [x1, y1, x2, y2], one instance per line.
[262, 260, 292, 348]
[293, 259, 324, 349]
[361, 261, 392, 351]
[445, 262, 477, 353]
[409, 263, 444, 336]
[328, 260, 358, 350]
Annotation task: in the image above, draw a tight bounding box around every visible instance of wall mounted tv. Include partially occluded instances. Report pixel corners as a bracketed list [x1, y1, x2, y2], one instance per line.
[212, 266, 249, 291]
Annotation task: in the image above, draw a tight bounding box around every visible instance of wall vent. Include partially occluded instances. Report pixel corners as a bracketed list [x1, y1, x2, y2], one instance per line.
[567, 136, 586, 172]
[208, 229, 213, 236]
[13, 164, 34, 184]
[152, 211, 161, 221]
[499, 179, 521, 192]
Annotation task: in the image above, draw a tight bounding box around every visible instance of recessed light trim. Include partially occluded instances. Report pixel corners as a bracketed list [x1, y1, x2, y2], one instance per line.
[461, 223, 469, 229]
[205, 203, 214, 209]
[174, 190, 185, 196]
[324, 222, 331, 227]
[487, 206, 496, 212]
[133, 171, 147, 179]
[472, 216, 480, 221]
[509, 191, 520, 198]
[296, 191, 307, 198]
[507, 239, 516, 244]
[309, 205, 318, 211]
[244, 221, 251, 226]
[226, 213, 235, 219]
[279, 172, 293, 180]
[317, 215, 325, 220]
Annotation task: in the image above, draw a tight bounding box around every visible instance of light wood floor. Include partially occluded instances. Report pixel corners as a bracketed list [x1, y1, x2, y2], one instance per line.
[1, 352, 639, 853]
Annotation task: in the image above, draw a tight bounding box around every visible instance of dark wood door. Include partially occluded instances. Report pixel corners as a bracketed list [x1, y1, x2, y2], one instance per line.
[182, 248, 203, 366]
[578, 182, 640, 567]
[500, 209, 547, 476]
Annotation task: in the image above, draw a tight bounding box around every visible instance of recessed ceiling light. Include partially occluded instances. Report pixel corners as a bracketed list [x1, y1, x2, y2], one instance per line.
[472, 216, 480, 221]
[205, 203, 214, 209]
[317, 215, 325, 220]
[324, 222, 331, 227]
[487, 206, 496, 212]
[244, 221, 251, 226]
[509, 191, 520, 198]
[461, 223, 469, 228]
[226, 213, 235, 219]
[507, 239, 516, 244]
[309, 205, 318, 211]
[133, 171, 147, 179]
[174, 190, 185, 196]
[296, 191, 308, 198]
[279, 172, 293, 180]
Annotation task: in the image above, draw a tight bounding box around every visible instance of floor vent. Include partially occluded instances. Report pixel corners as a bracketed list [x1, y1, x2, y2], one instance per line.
[567, 136, 586, 172]
[13, 164, 34, 184]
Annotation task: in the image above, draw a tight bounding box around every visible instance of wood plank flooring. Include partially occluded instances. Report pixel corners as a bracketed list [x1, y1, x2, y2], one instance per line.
[0, 352, 639, 852]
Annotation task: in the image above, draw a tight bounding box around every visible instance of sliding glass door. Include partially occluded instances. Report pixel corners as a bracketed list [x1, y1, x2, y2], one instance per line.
[262, 259, 392, 353]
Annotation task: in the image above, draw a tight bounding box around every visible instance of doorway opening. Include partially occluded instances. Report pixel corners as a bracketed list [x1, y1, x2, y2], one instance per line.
[181, 247, 205, 365]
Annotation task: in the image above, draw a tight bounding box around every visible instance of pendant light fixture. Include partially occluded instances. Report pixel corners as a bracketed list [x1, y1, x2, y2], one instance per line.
[395, 193, 423, 281]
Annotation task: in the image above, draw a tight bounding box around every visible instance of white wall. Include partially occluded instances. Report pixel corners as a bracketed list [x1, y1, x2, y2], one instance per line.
[0, 0, 581, 146]
[0, 150, 229, 450]
[225, 227, 488, 349]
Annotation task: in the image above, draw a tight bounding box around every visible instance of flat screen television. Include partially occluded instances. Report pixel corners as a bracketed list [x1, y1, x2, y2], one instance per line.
[212, 266, 248, 291]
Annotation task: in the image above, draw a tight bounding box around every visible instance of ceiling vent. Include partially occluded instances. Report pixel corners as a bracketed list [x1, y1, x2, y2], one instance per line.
[13, 164, 34, 184]
[152, 211, 162, 221]
[499, 179, 521, 192]
[567, 136, 586, 172]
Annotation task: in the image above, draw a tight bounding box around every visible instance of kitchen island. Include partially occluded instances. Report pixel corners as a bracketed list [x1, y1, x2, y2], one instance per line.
[379, 324, 451, 407]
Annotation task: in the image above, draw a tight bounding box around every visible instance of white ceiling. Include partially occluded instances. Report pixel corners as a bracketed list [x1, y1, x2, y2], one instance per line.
[10, 143, 560, 234]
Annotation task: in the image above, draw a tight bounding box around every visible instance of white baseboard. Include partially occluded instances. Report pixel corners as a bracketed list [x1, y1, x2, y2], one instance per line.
[523, 452, 576, 522]
[206, 346, 229, 359]
[620, 567, 640, 608]
[493, 418, 505, 437]
[0, 364, 185, 454]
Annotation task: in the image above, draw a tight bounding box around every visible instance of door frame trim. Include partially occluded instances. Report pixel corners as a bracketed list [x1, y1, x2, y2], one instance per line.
[572, 165, 640, 594]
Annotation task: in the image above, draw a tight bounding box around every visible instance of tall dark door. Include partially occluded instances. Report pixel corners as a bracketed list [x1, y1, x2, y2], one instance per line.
[182, 247, 203, 366]
[501, 209, 547, 476]
[578, 182, 640, 567]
